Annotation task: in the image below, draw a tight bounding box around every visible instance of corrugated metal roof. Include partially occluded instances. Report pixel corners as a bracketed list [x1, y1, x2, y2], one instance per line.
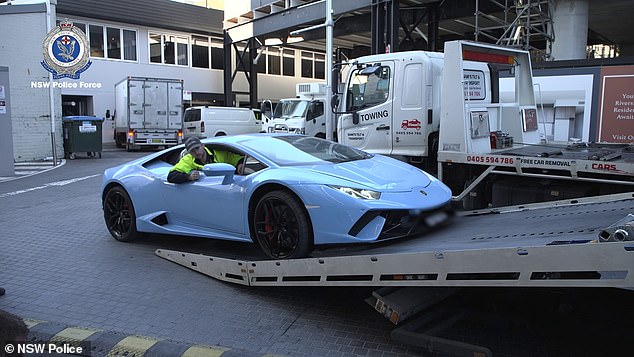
[56, 0, 224, 35]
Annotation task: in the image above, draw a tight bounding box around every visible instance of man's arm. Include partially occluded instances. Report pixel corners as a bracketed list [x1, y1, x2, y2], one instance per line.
[168, 154, 200, 183]
[167, 170, 191, 183]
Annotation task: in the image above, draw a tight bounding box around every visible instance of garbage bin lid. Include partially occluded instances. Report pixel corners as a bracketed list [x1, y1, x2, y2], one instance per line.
[63, 116, 104, 122]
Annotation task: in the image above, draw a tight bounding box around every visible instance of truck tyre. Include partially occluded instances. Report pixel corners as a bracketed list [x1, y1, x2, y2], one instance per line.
[115, 132, 124, 148]
[252, 190, 313, 259]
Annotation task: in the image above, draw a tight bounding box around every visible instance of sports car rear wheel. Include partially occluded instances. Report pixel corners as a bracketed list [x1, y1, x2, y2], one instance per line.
[103, 186, 139, 242]
[253, 190, 313, 259]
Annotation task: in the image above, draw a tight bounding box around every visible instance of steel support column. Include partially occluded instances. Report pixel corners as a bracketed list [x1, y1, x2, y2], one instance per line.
[427, 2, 439, 51]
[387, 0, 399, 52]
[248, 38, 258, 109]
[371, 0, 386, 54]
[223, 30, 232, 106]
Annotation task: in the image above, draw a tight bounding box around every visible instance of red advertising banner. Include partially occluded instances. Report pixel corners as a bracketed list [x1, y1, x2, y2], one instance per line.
[597, 66, 634, 143]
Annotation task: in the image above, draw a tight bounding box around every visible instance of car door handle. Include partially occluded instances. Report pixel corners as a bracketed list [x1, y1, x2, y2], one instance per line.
[376, 125, 390, 131]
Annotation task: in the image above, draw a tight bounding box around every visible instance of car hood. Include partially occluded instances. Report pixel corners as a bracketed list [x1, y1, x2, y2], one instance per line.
[303, 155, 432, 192]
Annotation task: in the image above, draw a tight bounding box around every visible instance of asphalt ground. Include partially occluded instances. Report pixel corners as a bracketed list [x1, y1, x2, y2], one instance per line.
[1, 143, 632, 357]
[0, 143, 427, 357]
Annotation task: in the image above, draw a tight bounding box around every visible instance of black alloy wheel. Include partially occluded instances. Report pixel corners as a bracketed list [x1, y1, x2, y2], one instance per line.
[103, 186, 139, 242]
[253, 190, 313, 259]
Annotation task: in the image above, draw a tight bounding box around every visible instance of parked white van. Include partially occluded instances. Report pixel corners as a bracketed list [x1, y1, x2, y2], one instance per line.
[183, 106, 261, 138]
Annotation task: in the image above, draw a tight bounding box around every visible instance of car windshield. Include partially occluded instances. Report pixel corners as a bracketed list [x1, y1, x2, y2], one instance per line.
[273, 100, 309, 119]
[241, 136, 372, 165]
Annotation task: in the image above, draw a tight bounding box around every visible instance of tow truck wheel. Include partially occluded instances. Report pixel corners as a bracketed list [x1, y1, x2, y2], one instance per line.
[253, 190, 313, 259]
[103, 186, 139, 242]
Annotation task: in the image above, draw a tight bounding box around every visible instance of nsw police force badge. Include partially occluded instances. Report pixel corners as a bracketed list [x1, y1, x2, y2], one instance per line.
[41, 19, 92, 80]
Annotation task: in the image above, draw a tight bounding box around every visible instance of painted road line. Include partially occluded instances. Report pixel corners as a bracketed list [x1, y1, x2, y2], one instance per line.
[106, 335, 161, 357]
[50, 326, 101, 344]
[181, 345, 229, 357]
[0, 174, 100, 198]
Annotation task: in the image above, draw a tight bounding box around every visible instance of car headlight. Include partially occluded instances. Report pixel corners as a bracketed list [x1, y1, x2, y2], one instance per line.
[329, 185, 381, 200]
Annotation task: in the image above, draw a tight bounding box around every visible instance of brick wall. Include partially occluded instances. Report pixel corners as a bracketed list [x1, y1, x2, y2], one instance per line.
[0, 9, 63, 162]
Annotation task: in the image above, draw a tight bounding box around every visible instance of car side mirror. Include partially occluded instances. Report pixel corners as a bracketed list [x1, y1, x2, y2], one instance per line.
[202, 163, 235, 184]
[352, 112, 359, 125]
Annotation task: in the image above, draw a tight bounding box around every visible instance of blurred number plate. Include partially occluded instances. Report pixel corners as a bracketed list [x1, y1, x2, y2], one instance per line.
[424, 211, 448, 227]
[151, 139, 164, 144]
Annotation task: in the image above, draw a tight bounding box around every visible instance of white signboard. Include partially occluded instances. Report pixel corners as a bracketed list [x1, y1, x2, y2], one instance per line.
[0, 85, 5, 99]
[463, 70, 485, 100]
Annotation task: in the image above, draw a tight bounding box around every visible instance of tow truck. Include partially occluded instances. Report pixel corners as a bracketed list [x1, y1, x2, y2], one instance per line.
[336, 41, 634, 209]
[153, 40, 634, 355]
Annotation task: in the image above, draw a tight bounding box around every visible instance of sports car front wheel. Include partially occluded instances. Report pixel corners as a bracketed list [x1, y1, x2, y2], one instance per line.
[103, 186, 139, 242]
[253, 190, 313, 259]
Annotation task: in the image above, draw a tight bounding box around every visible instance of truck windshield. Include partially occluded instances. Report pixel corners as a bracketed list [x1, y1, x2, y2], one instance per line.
[346, 66, 390, 111]
[273, 100, 309, 119]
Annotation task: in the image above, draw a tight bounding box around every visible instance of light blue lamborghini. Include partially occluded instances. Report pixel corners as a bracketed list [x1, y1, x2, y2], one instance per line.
[102, 134, 452, 259]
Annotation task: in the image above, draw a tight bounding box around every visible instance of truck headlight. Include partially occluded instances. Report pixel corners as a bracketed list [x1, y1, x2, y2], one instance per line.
[329, 185, 381, 200]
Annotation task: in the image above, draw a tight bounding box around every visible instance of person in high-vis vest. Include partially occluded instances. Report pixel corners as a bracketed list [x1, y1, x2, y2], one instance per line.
[168, 137, 243, 184]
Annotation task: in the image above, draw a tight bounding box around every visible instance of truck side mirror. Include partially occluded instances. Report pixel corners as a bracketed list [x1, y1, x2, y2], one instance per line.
[105, 109, 111, 119]
[352, 112, 359, 125]
[331, 95, 339, 110]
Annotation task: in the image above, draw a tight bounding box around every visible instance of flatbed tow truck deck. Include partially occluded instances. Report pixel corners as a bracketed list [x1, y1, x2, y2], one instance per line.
[156, 192, 634, 289]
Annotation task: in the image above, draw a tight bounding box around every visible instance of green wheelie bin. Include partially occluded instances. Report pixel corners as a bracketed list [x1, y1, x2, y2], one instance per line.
[62, 116, 104, 159]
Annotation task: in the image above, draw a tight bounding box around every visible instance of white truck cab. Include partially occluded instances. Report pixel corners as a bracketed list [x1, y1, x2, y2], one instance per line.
[261, 83, 327, 138]
[338, 50, 492, 160]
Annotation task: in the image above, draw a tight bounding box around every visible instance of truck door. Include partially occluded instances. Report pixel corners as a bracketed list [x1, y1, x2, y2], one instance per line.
[128, 78, 145, 130]
[305, 100, 325, 137]
[339, 63, 393, 153]
[392, 62, 427, 156]
[144, 79, 168, 129]
[167, 81, 183, 131]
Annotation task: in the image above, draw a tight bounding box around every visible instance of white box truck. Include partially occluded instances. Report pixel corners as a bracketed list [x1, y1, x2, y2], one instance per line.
[114, 77, 184, 151]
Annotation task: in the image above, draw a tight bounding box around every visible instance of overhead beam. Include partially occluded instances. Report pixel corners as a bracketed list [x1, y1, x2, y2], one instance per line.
[225, 0, 372, 43]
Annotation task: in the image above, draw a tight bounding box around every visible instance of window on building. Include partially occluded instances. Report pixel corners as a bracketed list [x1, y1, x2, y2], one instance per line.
[149, 33, 162, 63]
[255, 48, 266, 74]
[163, 35, 175, 64]
[283, 49, 295, 77]
[89, 25, 104, 57]
[176, 36, 188, 66]
[267, 47, 281, 75]
[123, 29, 137, 61]
[192, 35, 209, 68]
[211, 38, 224, 70]
[106, 27, 121, 59]
[301, 51, 313, 78]
[315, 53, 325, 79]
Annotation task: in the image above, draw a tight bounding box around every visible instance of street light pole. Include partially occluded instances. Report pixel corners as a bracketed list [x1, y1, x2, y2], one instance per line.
[325, 0, 334, 141]
[45, 0, 58, 165]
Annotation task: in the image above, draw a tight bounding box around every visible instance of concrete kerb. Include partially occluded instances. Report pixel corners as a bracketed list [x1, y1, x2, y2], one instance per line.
[0, 159, 66, 183]
[24, 318, 276, 357]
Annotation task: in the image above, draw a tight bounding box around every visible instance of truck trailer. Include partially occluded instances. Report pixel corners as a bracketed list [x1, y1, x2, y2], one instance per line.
[114, 77, 184, 151]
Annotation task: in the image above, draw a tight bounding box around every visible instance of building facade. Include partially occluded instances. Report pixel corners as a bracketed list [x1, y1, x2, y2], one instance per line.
[0, 0, 325, 161]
